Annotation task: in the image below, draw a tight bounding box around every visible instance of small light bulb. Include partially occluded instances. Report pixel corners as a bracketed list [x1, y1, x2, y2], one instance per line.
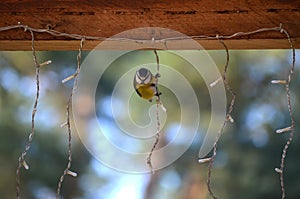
[227, 114, 234, 123]
[209, 77, 222, 87]
[60, 121, 68, 128]
[198, 157, 212, 163]
[271, 80, 286, 84]
[62, 73, 77, 83]
[276, 126, 293, 134]
[275, 168, 282, 173]
[22, 160, 30, 170]
[67, 170, 78, 177]
[40, 60, 52, 67]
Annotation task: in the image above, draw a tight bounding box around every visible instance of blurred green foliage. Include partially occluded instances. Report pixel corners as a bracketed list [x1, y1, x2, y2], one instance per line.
[0, 50, 299, 199]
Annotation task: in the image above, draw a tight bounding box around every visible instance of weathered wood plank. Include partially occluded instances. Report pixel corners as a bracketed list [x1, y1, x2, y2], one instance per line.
[0, 0, 299, 50]
[0, 39, 298, 51]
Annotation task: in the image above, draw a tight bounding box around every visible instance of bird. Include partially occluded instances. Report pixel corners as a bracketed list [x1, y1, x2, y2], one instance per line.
[133, 68, 161, 102]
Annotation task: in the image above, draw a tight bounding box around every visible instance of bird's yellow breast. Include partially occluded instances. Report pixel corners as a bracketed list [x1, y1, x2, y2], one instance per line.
[136, 84, 156, 100]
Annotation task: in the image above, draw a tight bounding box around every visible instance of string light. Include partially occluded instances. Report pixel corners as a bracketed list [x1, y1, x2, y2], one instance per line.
[21, 160, 29, 170]
[276, 126, 293, 134]
[271, 80, 287, 84]
[209, 77, 222, 87]
[200, 37, 236, 199]
[15, 29, 42, 199]
[0, 23, 287, 44]
[146, 48, 163, 174]
[0, 23, 295, 199]
[60, 121, 68, 128]
[198, 157, 212, 164]
[61, 73, 77, 83]
[56, 37, 85, 199]
[275, 25, 296, 199]
[39, 60, 52, 67]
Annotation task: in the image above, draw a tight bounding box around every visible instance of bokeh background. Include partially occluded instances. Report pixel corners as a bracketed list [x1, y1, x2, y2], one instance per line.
[0, 49, 299, 199]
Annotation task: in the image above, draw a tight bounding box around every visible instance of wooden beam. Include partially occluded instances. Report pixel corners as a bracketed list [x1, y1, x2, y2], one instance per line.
[0, 39, 298, 51]
[0, 0, 299, 50]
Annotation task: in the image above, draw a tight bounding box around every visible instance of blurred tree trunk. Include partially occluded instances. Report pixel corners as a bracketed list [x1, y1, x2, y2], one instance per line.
[181, 171, 208, 199]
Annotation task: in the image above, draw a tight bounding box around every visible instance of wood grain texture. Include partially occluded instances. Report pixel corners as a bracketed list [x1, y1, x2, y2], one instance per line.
[0, 0, 299, 50]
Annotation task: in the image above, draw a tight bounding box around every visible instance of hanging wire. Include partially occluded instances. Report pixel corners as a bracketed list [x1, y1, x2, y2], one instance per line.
[146, 48, 162, 174]
[0, 23, 286, 43]
[15, 29, 40, 199]
[15, 29, 41, 199]
[201, 37, 236, 199]
[56, 37, 85, 199]
[271, 25, 296, 199]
